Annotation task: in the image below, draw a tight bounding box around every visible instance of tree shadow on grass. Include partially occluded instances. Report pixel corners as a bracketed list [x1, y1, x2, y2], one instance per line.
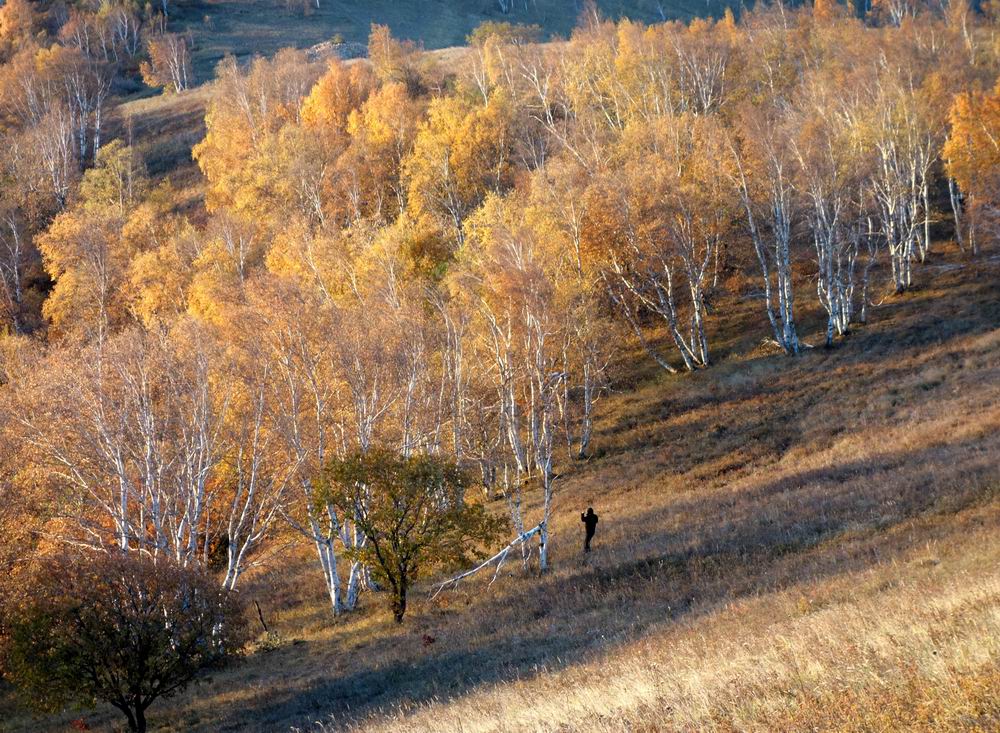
[589, 275, 1000, 482]
[212, 427, 1000, 733]
[213, 264, 1000, 732]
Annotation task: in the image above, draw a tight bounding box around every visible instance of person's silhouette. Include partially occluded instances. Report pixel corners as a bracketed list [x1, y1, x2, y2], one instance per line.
[581, 507, 599, 553]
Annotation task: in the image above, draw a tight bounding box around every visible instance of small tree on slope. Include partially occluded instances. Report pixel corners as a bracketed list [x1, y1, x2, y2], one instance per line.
[0, 553, 247, 733]
[319, 449, 506, 622]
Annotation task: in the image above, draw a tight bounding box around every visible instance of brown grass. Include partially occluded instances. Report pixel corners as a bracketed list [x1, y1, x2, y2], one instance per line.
[2, 248, 998, 733]
[105, 85, 214, 222]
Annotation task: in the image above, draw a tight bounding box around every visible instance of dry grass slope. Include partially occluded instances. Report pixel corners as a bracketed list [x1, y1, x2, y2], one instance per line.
[2, 250, 998, 732]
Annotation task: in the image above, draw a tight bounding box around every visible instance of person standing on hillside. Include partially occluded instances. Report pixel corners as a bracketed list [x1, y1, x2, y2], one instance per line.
[581, 507, 599, 553]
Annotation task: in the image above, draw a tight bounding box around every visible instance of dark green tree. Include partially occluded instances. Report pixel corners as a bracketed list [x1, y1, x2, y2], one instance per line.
[0, 552, 247, 733]
[320, 449, 506, 622]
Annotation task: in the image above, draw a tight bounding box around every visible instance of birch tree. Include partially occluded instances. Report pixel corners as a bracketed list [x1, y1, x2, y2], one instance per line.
[217, 338, 294, 590]
[944, 79, 1000, 255]
[861, 65, 938, 293]
[526, 162, 612, 458]
[0, 202, 31, 335]
[141, 32, 193, 93]
[728, 104, 801, 354]
[251, 280, 357, 614]
[792, 87, 865, 345]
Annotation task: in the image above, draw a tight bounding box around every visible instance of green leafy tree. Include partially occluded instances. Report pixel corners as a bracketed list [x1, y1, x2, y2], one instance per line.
[0, 553, 247, 733]
[319, 450, 507, 623]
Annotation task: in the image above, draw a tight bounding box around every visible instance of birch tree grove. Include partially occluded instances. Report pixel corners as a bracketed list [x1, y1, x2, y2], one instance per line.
[461, 194, 583, 570]
[11, 327, 221, 561]
[1, 3, 998, 622]
[601, 113, 734, 371]
[6, 322, 291, 590]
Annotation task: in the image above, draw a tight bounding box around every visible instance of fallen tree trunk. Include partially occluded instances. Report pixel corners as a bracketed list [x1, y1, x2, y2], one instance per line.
[430, 522, 545, 599]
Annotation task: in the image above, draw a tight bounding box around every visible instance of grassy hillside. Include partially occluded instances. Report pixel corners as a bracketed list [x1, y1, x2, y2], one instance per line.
[4, 246, 998, 732]
[170, 0, 736, 79]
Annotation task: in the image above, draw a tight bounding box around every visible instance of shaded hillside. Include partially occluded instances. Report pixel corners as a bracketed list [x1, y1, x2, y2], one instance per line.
[4, 248, 997, 732]
[169, 0, 736, 78]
